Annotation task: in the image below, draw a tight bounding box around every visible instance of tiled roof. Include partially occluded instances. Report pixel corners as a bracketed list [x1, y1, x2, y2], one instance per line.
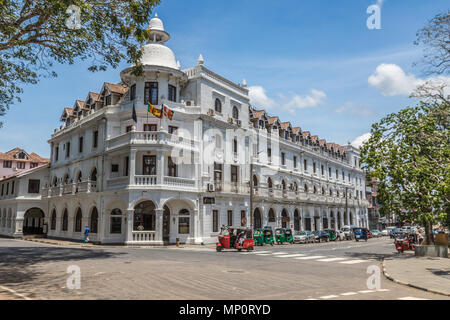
[292, 127, 301, 134]
[281, 122, 291, 130]
[302, 131, 310, 138]
[105, 82, 128, 95]
[311, 135, 319, 143]
[89, 92, 100, 102]
[0, 148, 49, 163]
[319, 139, 326, 147]
[268, 116, 279, 125]
[0, 163, 48, 181]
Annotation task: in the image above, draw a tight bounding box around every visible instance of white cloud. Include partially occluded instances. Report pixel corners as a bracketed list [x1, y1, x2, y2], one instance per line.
[284, 89, 327, 110]
[368, 63, 423, 96]
[368, 63, 450, 97]
[352, 133, 371, 149]
[249, 86, 326, 112]
[335, 102, 375, 116]
[248, 86, 276, 110]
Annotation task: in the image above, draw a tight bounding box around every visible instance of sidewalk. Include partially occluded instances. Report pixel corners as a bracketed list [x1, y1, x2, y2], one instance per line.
[21, 237, 216, 249]
[383, 252, 450, 297]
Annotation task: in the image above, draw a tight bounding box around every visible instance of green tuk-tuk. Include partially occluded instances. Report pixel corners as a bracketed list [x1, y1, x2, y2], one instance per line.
[325, 229, 338, 241]
[275, 228, 287, 244]
[253, 228, 264, 246]
[262, 226, 275, 246]
[285, 228, 294, 244]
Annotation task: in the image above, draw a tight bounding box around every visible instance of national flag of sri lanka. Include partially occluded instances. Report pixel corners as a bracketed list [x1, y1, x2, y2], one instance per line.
[162, 104, 174, 120]
[148, 102, 162, 118]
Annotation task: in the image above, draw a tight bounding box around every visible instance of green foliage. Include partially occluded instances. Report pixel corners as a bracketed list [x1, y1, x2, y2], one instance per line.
[360, 102, 450, 241]
[0, 0, 160, 127]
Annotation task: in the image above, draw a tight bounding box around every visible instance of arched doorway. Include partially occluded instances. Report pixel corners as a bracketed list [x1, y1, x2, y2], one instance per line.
[90, 207, 99, 233]
[350, 211, 354, 225]
[74, 208, 82, 232]
[281, 209, 289, 228]
[163, 205, 170, 244]
[330, 211, 335, 229]
[294, 209, 300, 231]
[134, 201, 156, 231]
[344, 211, 349, 226]
[23, 208, 45, 235]
[254, 208, 262, 229]
[268, 208, 276, 227]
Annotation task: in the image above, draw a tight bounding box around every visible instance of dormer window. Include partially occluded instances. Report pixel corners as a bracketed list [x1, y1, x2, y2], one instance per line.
[214, 98, 222, 113]
[105, 95, 112, 106]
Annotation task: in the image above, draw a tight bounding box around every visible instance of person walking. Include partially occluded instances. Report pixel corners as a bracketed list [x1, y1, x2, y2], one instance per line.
[84, 226, 90, 243]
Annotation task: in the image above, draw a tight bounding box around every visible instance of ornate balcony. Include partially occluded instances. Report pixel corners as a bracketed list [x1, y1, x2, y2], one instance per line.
[106, 131, 199, 151]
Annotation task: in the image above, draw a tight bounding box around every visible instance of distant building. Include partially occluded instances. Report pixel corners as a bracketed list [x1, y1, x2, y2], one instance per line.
[0, 148, 49, 179]
[366, 177, 382, 230]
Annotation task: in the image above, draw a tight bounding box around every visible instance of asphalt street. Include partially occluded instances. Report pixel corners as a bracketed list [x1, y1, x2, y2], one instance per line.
[0, 237, 448, 300]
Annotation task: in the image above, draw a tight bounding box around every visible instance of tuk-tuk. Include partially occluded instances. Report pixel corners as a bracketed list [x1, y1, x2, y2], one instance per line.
[353, 228, 368, 242]
[285, 228, 294, 244]
[262, 226, 275, 246]
[275, 228, 289, 244]
[216, 226, 254, 252]
[325, 229, 338, 241]
[253, 228, 264, 246]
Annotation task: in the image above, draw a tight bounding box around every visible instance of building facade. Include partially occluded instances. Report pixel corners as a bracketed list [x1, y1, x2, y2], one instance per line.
[0, 14, 369, 244]
[0, 148, 49, 179]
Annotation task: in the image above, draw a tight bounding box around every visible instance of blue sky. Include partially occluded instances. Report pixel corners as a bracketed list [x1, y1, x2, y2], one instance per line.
[1, 0, 449, 157]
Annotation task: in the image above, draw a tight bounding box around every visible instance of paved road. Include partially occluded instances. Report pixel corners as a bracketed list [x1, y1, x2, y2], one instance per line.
[0, 237, 447, 300]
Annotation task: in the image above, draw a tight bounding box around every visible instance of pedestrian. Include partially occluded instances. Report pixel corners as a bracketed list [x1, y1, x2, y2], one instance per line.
[84, 226, 90, 243]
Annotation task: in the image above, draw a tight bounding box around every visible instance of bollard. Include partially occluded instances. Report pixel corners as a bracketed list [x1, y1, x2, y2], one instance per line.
[176, 237, 180, 247]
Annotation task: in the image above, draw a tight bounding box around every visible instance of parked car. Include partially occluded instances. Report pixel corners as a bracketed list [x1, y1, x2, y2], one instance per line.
[381, 229, 389, 236]
[293, 231, 315, 244]
[336, 230, 346, 241]
[401, 226, 412, 233]
[341, 226, 354, 240]
[371, 230, 381, 238]
[313, 230, 330, 243]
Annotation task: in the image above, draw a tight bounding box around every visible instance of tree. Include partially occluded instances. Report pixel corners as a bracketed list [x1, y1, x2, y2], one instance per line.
[360, 102, 450, 245]
[0, 0, 160, 127]
[414, 11, 450, 76]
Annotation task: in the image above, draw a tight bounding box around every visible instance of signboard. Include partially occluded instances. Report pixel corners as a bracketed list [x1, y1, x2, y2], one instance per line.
[203, 197, 215, 205]
[282, 217, 290, 223]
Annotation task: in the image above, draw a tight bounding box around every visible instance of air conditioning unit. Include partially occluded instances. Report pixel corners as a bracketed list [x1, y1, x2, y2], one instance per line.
[185, 100, 194, 106]
[207, 183, 215, 192]
[236, 120, 242, 127]
[207, 109, 215, 116]
[228, 117, 234, 124]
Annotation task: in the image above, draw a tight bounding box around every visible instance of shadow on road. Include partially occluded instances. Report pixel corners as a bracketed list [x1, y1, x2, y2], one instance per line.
[0, 246, 125, 288]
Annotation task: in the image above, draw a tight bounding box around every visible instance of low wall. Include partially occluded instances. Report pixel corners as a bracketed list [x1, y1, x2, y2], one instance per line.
[415, 245, 448, 258]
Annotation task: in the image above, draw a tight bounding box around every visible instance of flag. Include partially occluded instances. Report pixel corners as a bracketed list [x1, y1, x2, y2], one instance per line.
[132, 103, 137, 123]
[148, 102, 163, 118]
[162, 104, 174, 120]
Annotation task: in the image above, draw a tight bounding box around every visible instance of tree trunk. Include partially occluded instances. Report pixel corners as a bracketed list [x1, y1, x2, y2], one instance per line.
[424, 221, 435, 245]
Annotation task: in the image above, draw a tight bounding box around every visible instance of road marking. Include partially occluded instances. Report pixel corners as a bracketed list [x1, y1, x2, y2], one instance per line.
[319, 295, 339, 299]
[316, 257, 347, 262]
[305, 298, 318, 300]
[271, 252, 289, 255]
[340, 292, 358, 296]
[339, 259, 367, 264]
[295, 255, 326, 260]
[253, 251, 271, 254]
[376, 289, 390, 292]
[0, 285, 32, 300]
[254, 253, 272, 256]
[358, 290, 377, 294]
[275, 254, 306, 258]
[398, 297, 430, 300]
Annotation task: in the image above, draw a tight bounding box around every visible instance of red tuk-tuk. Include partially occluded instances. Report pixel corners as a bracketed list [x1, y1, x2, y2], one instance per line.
[394, 232, 418, 253]
[216, 226, 254, 252]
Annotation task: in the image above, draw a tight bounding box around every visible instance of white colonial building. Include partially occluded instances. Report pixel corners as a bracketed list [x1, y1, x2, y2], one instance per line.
[0, 14, 369, 244]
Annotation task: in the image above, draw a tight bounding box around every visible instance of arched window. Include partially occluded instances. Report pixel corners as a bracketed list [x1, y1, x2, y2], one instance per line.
[74, 208, 82, 232]
[268, 209, 276, 222]
[76, 171, 82, 182]
[232, 106, 239, 120]
[110, 208, 122, 234]
[330, 189, 333, 197]
[178, 209, 190, 234]
[51, 209, 57, 230]
[304, 184, 309, 193]
[64, 173, 70, 184]
[90, 207, 98, 233]
[293, 182, 298, 192]
[90, 168, 97, 182]
[314, 186, 317, 194]
[282, 180, 286, 190]
[52, 176, 58, 187]
[294, 209, 300, 231]
[267, 178, 273, 190]
[214, 98, 222, 113]
[253, 175, 258, 188]
[62, 209, 68, 231]
[337, 190, 340, 197]
[322, 187, 325, 195]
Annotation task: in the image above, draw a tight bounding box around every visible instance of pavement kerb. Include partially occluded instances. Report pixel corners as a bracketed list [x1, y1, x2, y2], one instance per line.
[381, 258, 450, 297]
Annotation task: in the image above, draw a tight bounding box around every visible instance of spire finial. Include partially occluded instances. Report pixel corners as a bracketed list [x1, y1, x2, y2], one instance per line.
[242, 79, 247, 87]
[154, 12, 158, 18]
[198, 54, 204, 65]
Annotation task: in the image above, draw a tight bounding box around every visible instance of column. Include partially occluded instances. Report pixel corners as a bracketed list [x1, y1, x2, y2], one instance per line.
[13, 217, 24, 237]
[129, 149, 137, 185]
[191, 208, 201, 244]
[154, 208, 164, 245]
[125, 209, 134, 244]
[157, 151, 165, 185]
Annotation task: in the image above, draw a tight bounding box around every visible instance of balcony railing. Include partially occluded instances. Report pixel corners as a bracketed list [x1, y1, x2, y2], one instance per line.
[43, 180, 97, 197]
[106, 131, 198, 151]
[131, 231, 156, 243]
